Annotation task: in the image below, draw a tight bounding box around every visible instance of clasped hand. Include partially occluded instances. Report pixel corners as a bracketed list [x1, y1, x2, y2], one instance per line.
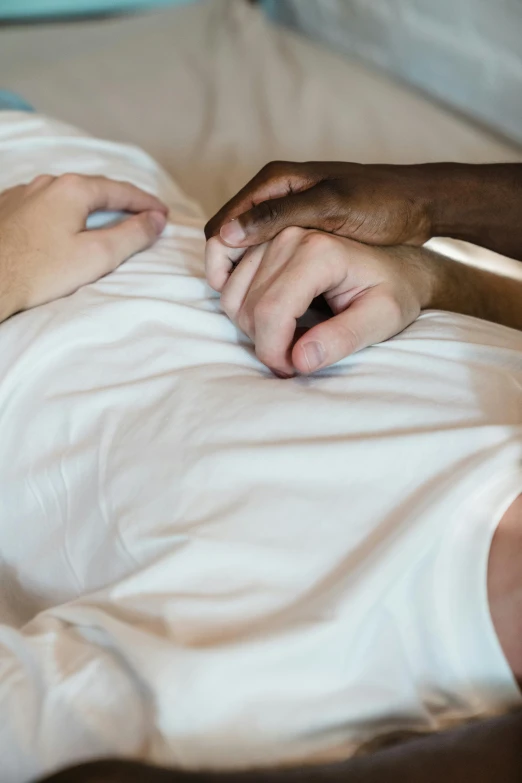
[205, 160, 444, 375]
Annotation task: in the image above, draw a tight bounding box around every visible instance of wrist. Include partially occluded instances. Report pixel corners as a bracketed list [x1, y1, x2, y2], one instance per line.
[401, 245, 453, 311]
[388, 163, 468, 246]
[419, 163, 522, 259]
[422, 248, 475, 316]
[412, 163, 475, 240]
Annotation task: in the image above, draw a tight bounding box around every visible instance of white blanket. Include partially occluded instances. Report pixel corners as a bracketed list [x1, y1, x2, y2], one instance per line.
[0, 115, 521, 782]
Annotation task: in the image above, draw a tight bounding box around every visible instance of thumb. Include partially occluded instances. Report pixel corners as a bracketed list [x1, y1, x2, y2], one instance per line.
[292, 290, 407, 374]
[219, 182, 341, 248]
[85, 210, 167, 278]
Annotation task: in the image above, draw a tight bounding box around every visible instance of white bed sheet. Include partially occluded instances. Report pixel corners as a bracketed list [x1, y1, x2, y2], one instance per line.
[0, 0, 521, 217]
[1, 5, 522, 779]
[1, 113, 522, 782]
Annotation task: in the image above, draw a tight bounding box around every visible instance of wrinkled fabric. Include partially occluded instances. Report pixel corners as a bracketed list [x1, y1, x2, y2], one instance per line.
[0, 115, 521, 782]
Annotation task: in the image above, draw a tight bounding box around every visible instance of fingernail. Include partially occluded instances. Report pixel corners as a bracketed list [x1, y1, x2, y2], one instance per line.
[303, 341, 325, 372]
[272, 369, 294, 379]
[150, 210, 167, 234]
[220, 219, 246, 245]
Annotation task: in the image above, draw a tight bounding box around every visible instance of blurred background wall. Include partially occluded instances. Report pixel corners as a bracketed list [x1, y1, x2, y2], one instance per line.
[263, 0, 522, 146]
[3, 0, 518, 145]
[1, 0, 521, 215]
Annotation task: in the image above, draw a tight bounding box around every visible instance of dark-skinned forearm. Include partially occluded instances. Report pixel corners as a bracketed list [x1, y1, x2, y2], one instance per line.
[422, 163, 522, 261]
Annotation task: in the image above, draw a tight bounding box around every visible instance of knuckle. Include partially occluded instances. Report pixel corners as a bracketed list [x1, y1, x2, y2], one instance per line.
[29, 174, 53, 187]
[255, 343, 283, 371]
[320, 178, 345, 200]
[260, 160, 289, 179]
[275, 225, 305, 244]
[56, 172, 86, 195]
[315, 181, 347, 231]
[253, 199, 282, 226]
[298, 230, 333, 251]
[141, 213, 159, 238]
[338, 322, 361, 355]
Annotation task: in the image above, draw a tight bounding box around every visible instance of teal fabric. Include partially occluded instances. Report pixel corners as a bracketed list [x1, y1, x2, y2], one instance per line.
[0, 91, 34, 111]
[0, 0, 197, 20]
[260, 0, 284, 21]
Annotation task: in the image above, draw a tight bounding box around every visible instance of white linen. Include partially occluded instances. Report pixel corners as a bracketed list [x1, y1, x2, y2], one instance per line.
[0, 114, 521, 782]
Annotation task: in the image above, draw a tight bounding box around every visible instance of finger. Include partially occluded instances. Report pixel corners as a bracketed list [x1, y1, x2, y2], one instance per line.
[205, 236, 247, 292]
[217, 180, 343, 248]
[252, 242, 343, 375]
[204, 161, 322, 240]
[219, 244, 267, 328]
[222, 227, 307, 339]
[82, 210, 166, 280]
[26, 174, 56, 193]
[48, 174, 168, 230]
[292, 289, 407, 374]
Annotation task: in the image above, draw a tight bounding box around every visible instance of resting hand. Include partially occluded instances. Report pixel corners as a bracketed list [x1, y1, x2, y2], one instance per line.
[0, 173, 168, 323]
[205, 161, 435, 248]
[206, 160, 522, 263]
[206, 227, 441, 376]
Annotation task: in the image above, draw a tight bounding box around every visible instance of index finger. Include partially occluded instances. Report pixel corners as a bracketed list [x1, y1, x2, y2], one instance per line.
[49, 174, 168, 229]
[205, 236, 247, 292]
[253, 244, 342, 375]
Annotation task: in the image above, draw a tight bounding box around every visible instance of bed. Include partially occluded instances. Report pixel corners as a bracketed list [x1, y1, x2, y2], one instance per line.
[2, 3, 522, 780]
[2, 107, 522, 782]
